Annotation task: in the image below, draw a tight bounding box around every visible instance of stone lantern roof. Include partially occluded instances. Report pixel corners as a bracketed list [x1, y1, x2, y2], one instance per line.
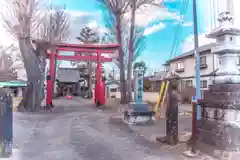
[206, 11, 240, 38]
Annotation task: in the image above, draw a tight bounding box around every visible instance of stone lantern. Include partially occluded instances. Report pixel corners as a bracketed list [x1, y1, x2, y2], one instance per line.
[207, 11, 240, 83]
[197, 11, 240, 159]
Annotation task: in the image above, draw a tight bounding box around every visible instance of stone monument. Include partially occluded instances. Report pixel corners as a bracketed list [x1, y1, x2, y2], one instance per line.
[197, 11, 240, 159]
[123, 69, 155, 124]
[0, 88, 13, 158]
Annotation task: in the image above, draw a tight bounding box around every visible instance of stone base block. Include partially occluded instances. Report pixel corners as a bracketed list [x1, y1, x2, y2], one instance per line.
[129, 102, 149, 112]
[123, 102, 155, 125]
[198, 83, 240, 157]
[181, 150, 204, 160]
[0, 149, 21, 160]
[197, 118, 240, 151]
[197, 141, 240, 160]
[123, 115, 155, 125]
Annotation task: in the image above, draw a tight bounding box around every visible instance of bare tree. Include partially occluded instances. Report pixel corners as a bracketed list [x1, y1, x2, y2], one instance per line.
[113, 27, 146, 75]
[97, 0, 162, 103]
[126, 0, 162, 101]
[72, 26, 100, 98]
[0, 45, 20, 81]
[2, 0, 70, 111]
[97, 0, 130, 104]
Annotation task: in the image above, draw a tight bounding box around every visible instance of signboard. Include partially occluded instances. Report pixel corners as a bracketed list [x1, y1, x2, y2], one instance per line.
[134, 70, 143, 103]
[191, 96, 198, 104]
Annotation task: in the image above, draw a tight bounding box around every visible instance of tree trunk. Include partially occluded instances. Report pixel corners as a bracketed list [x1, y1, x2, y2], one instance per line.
[17, 39, 46, 111]
[116, 17, 127, 104]
[87, 61, 93, 98]
[127, 0, 136, 102]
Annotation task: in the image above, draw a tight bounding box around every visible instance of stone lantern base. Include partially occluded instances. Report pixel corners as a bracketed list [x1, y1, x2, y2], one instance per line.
[198, 83, 240, 159]
[123, 102, 155, 125]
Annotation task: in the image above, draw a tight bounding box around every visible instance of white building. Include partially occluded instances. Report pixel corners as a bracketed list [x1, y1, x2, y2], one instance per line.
[183, 0, 237, 53]
[166, 0, 240, 91]
[164, 43, 220, 91]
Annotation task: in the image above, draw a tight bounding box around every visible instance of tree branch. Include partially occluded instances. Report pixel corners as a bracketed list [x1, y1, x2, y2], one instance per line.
[3, 0, 70, 46]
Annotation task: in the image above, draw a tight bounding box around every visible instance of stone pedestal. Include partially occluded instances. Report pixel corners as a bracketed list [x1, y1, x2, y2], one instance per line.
[197, 83, 240, 159]
[0, 88, 12, 158]
[17, 88, 22, 97]
[123, 102, 155, 125]
[166, 89, 179, 145]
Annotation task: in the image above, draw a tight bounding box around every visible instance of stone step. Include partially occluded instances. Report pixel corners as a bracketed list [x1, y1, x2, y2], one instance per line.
[197, 119, 240, 138]
[203, 91, 240, 102]
[209, 84, 240, 92]
[200, 99, 240, 109]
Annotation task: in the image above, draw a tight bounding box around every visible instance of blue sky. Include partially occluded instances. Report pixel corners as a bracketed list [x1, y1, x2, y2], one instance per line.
[51, 0, 208, 73]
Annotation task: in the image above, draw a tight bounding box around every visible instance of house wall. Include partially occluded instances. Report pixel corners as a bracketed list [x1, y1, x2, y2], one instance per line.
[151, 80, 162, 92]
[167, 50, 221, 90]
[16, 68, 27, 81]
[169, 50, 218, 77]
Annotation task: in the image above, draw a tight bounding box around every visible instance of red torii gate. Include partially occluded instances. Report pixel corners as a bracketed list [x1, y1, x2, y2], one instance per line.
[46, 43, 119, 107]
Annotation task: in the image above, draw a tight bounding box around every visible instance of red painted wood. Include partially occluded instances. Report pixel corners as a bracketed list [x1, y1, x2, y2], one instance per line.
[57, 47, 116, 53]
[46, 52, 56, 106]
[47, 55, 112, 62]
[57, 43, 120, 50]
[45, 43, 119, 106]
[94, 52, 101, 104]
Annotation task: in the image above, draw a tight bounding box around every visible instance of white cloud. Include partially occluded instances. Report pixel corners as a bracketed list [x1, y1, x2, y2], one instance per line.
[182, 21, 193, 27]
[64, 10, 98, 17]
[182, 33, 216, 52]
[86, 21, 109, 33]
[124, 5, 178, 27]
[0, 0, 99, 46]
[0, 1, 16, 46]
[143, 22, 165, 36]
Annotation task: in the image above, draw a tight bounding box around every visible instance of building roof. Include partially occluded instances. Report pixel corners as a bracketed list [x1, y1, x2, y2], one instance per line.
[0, 71, 18, 82]
[165, 43, 217, 64]
[149, 71, 167, 81]
[105, 80, 120, 86]
[0, 81, 27, 87]
[56, 68, 84, 83]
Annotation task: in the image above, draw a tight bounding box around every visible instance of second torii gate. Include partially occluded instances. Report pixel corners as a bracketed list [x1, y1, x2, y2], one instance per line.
[46, 43, 119, 107]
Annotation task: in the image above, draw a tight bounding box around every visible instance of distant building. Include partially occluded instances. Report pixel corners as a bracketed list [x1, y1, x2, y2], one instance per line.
[0, 53, 27, 97]
[55, 67, 84, 96]
[148, 71, 167, 92]
[0, 53, 18, 81]
[164, 43, 219, 91]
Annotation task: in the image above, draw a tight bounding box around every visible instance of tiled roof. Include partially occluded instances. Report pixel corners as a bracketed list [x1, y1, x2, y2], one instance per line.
[105, 80, 120, 85]
[0, 71, 17, 82]
[149, 71, 167, 81]
[56, 68, 84, 83]
[165, 43, 217, 64]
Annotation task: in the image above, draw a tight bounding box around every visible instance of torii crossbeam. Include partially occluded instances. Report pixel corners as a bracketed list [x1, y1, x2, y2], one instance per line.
[46, 43, 119, 107]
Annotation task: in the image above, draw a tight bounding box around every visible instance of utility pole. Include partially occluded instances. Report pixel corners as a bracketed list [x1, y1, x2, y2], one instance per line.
[190, 0, 200, 154]
[192, 0, 201, 119]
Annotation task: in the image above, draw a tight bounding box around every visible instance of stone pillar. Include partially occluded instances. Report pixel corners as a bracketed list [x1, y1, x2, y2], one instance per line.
[123, 68, 155, 125]
[0, 88, 12, 157]
[106, 86, 110, 98]
[166, 78, 180, 145]
[134, 69, 144, 103]
[17, 88, 22, 97]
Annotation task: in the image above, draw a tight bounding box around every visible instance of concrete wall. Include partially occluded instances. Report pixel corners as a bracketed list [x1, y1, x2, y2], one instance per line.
[116, 92, 158, 103]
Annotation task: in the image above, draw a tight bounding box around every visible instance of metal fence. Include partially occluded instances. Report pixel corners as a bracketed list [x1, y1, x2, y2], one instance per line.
[0, 88, 13, 157]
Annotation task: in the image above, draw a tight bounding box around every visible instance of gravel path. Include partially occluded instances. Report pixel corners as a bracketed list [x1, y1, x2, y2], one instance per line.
[11, 97, 185, 160]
